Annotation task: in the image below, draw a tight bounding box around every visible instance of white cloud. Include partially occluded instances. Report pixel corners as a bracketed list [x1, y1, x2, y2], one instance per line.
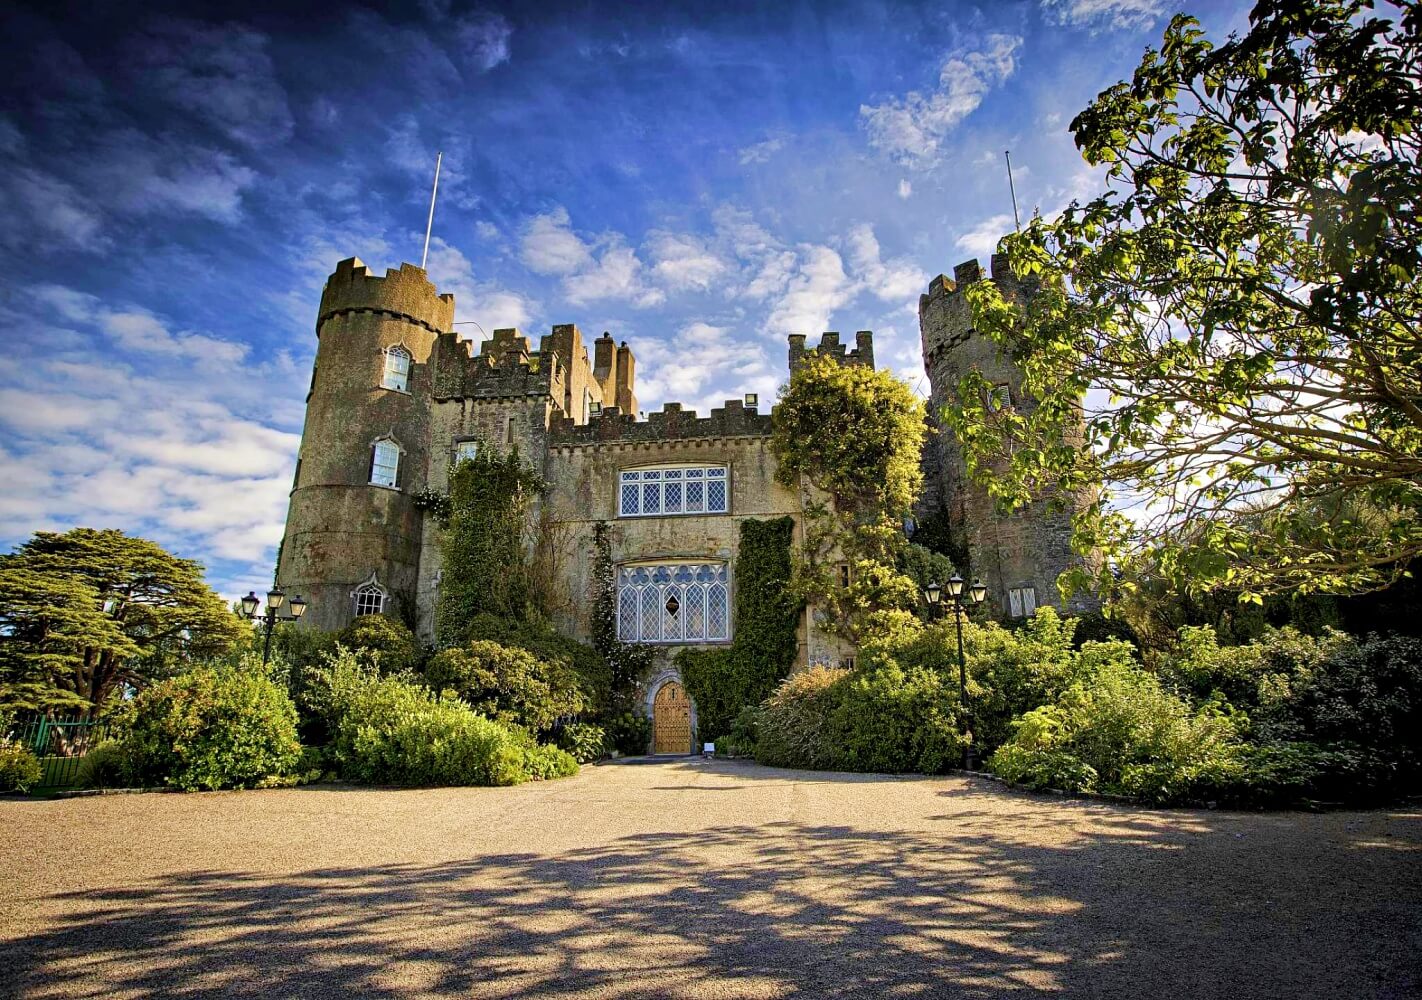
[845, 224, 928, 303]
[954, 214, 1016, 259]
[1042, 0, 1166, 31]
[860, 34, 1022, 168]
[632, 323, 778, 416]
[565, 244, 665, 309]
[897, 179, 913, 199]
[738, 135, 786, 165]
[765, 245, 855, 337]
[646, 231, 727, 292]
[424, 237, 536, 334]
[520, 207, 595, 275]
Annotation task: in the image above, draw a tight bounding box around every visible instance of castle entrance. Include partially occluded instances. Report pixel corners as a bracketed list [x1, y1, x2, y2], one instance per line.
[652, 681, 692, 755]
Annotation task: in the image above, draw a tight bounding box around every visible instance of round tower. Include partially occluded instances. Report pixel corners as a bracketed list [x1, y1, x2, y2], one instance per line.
[277, 258, 454, 632]
[918, 252, 1094, 617]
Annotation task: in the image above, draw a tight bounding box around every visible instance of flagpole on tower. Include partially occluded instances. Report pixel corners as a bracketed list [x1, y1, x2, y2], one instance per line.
[1005, 150, 1021, 233]
[421, 151, 443, 270]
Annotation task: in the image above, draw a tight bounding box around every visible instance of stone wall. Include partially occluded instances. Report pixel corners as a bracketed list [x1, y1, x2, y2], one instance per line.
[918, 253, 1097, 615]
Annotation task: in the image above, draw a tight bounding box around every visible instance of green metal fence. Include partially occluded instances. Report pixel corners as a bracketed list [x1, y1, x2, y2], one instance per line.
[11, 715, 114, 791]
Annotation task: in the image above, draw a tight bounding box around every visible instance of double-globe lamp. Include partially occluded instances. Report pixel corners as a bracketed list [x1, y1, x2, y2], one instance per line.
[923, 574, 987, 770]
[238, 587, 309, 667]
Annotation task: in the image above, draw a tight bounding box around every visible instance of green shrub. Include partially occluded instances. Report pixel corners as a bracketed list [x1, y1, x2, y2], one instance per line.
[989, 744, 1099, 793]
[604, 711, 651, 756]
[556, 722, 607, 763]
[78, 740, 131, 789]
[987, 660, 1241, 805]
[0, 739, 42, 793]
[338, 614, 423, 674]
[715, 706, 763, 757]
[424, 639, 584, 733]
[328, 655, 576, 786]
[827, 665, 964, 774]
[755, 667, 848, 770]
[464, 613, 611, 714]
[123, 667, 303, 791]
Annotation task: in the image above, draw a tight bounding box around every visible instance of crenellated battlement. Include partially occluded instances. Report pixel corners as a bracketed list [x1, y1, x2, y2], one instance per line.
[548, 399, 771, 447]
[430, 328, 567, 403]
[317, 258, 455, 334]
[787, 330, 875, 371]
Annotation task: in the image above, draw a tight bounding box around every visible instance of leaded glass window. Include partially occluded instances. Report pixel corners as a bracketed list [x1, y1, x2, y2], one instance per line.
[370, 440, 400, 488]
[615, 562, 729, 643]
[618, 466, 728, 517]
[381, 346, 411, 391]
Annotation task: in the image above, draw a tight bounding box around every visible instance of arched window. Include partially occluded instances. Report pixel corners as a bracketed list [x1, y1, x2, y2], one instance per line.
[381, 346, 411, 391]
[615, 563, 729, 643]
[352, 576, 387, 617]
[370, 439, 401, 488]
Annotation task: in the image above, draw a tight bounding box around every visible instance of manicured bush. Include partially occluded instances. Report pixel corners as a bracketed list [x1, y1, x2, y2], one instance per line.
[327, 653, 576, 786]
[464, 613, 611, 714]
[122, 667, 303, 791]
[337, 614, 423, 674]
[556, 722, 607, 763]
[826, 664, 964, 774]
[424, 639, 584, 733]
[78, 739, 131, 789]
[0, 739, 42, 793]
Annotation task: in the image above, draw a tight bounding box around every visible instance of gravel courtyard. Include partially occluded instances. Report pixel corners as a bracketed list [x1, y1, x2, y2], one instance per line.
[2, 759, 1419, 999]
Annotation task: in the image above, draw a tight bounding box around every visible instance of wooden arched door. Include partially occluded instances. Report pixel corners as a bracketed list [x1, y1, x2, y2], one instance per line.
[653, 681, 692, 755]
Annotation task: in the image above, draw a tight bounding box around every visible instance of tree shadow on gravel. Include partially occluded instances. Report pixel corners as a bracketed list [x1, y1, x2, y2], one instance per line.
[4, 776, 1421, 999]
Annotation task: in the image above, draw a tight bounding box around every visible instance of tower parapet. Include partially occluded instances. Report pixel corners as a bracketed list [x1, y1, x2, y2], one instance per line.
[788, 331, 875, 371]
[918, 251, 1093, 617]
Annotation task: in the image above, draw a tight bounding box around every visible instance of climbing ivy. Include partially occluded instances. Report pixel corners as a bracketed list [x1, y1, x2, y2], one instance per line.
[432, 447, 546, 647]
[771, 354, 929, 641]
[679, 516, 801, 741]
[589, 522, 654, 714]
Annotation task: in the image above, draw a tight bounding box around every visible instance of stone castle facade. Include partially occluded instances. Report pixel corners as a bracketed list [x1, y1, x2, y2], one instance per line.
[276, 253, 1089, 745]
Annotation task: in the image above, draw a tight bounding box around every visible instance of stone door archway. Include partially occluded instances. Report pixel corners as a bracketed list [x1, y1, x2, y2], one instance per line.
[652, 680, 692, 755]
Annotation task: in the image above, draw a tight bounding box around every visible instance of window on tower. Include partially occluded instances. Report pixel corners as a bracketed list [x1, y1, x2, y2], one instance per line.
[353, 580, 387, 617]
[381, 346, 412, 392]
[370, 440, 401, 488]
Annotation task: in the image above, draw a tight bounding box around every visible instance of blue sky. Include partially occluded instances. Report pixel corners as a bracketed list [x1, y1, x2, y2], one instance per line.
[0, 0, 1252, 599]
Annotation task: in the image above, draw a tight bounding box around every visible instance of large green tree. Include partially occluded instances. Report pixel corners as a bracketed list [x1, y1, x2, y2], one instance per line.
[0, 528, 244, 715]
[950, 0, 1422, 601]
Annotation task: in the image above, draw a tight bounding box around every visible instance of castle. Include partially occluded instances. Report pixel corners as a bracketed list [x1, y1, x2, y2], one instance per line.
[277, 253, 1090, 752]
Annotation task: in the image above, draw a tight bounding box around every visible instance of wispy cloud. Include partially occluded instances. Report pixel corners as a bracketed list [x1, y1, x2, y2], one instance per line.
[860, 33, 1023, 168]
[1042, 0, 1166, 32]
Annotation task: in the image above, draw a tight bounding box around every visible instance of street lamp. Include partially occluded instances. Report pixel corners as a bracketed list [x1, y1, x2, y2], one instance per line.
[923, 574, 986, 770]
[237, 586, 309, 667]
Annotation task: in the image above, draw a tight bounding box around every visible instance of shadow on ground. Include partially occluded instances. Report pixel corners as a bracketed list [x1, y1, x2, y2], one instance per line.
[4, 763, 1420, 999]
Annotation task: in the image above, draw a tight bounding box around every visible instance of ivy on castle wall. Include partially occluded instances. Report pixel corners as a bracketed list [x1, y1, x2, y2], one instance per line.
[431, 447, 546, 648]
[770, 354, 933, 642]
[679, 516, 801, 741]
[589, 521, 654, 716]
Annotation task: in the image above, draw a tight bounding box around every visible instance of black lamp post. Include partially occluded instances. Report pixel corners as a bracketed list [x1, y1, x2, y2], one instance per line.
[924, 574, 988, 770]
[238, 587, 309, 667]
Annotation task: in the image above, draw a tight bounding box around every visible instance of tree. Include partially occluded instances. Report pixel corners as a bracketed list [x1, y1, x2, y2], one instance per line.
[772, 353, 929, 639]
[949, 0, 1422, 602]
[0, 529, 244, 715]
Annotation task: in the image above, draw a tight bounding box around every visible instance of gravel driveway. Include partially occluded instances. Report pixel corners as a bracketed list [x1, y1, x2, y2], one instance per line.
[2, 758, 1419, 999]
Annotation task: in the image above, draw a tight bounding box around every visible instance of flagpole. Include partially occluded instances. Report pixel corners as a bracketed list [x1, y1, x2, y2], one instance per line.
[1005, 150, 1021, 232]
[421, 151, 442, 270]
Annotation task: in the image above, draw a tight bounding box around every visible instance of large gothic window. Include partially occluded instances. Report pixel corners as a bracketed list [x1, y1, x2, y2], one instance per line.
[381, 346, 411, 391]
[619, 466, 728, 517]
[616, 563, 729, 643]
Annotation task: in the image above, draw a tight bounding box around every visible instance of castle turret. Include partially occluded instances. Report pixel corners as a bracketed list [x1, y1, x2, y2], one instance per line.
[277, 258, 454, 631]
[919, 252, 1094, 617]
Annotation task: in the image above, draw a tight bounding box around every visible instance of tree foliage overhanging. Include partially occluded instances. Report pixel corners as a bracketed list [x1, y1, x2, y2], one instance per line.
[949, 0, 1422, 601]
[0, 528, 244, 715]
